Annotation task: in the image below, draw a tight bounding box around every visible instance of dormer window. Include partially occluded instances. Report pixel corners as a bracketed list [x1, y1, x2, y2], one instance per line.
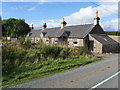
[42, 32, 47, 37]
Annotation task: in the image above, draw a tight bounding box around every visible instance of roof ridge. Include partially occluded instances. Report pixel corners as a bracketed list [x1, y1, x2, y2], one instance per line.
[42, 23, 94, 30]
[65, 23, 94, 27]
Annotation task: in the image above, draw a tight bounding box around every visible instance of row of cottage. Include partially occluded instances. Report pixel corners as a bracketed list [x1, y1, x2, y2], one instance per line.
[26, 11, 119, 54]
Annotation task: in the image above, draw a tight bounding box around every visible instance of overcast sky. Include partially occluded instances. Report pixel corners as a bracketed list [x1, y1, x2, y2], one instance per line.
[1, 0, 118, 31]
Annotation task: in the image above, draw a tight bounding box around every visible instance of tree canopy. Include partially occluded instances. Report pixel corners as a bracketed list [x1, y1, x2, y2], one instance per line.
[2, 18, 31, 37]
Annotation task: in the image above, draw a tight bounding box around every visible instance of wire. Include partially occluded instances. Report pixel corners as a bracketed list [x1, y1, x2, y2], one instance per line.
[87, 0, 117, 15]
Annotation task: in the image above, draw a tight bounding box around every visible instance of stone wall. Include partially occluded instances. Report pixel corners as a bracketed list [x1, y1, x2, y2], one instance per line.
[77, 39, 84, 46]
[67, 38, 84, 47]
[50, 38, 56, 45]
[108, 35, 120, 43]
[89, 35, 103, 53]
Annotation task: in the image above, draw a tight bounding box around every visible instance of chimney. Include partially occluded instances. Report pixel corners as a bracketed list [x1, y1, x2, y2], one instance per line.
[31, 24, 34, 29]
[94, 10, 100, 25]
[61, 18, 67, 28]
[42, 23, 47, 30]
[30, 24, 34, 30]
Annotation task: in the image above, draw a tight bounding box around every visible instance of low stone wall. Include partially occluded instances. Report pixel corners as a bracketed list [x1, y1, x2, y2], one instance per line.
[108, 35, 120, 43]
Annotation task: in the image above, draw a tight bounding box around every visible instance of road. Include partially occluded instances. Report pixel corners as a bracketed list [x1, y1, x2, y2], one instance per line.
[10, 54, 119, 89]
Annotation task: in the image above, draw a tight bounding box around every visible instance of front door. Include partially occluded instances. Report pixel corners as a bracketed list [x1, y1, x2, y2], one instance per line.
[89, 40, 94, 51]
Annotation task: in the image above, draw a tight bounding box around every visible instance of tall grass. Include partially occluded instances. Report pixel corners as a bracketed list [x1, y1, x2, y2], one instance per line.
[2, 38, 98, 88]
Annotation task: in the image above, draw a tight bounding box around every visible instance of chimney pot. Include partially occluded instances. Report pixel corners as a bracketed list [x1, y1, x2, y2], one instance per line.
[42, 23, 47, 30]
[61, 18, 67, 28]
[94, 10, 100, 25]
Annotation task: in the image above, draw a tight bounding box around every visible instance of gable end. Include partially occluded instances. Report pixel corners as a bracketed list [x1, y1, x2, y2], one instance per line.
[90, 24, 105, 34]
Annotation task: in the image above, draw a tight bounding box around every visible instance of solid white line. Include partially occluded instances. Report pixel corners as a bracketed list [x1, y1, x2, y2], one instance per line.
[89, 71, 120, 90]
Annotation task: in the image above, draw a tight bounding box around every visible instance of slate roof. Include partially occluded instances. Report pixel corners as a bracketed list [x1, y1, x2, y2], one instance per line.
[41, 24, 95, 38]
[28, 29, 41, 37]
[42, 27, 60, 37]
[28, 24, 97, 38]
[56, 24, 94, 38]
[90, 34, 119, 45]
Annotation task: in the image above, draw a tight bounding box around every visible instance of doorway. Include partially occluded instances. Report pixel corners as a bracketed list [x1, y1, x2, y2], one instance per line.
[89, 40, 94, 51]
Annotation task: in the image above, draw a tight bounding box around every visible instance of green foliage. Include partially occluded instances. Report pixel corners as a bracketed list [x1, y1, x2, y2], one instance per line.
[2, 57, 101, 88]
[78, 46, 90, 55]
[60, 47, 71, 59]
[19, 37, 33, 49]
[2, 41, 90, 76]
[2, 18, 31, 37]
[105, 31, 120, 36]
[41, 45, 63, 59]
[25, 49, 37, 62]
[2, 40, 99, 88]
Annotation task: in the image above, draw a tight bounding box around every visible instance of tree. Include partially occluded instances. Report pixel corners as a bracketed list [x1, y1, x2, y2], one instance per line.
[2, 18, 31, 37]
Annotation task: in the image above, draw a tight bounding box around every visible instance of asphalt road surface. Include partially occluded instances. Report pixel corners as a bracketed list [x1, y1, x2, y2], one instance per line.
[10, 54, 119, 89]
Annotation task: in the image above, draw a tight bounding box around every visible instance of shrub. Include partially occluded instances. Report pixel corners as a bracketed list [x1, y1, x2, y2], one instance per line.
[40, 45, 63, 59]
[77, 46, 90, 55]
[60, 47, 71, 59]
[49, 45, 63, 59]
[2, 38, 91, 83]
[69, 48, 80, 58]
[25, 49, 37, 62]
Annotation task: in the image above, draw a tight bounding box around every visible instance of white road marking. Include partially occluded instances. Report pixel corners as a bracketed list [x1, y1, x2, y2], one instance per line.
[89, 71, 120, 90]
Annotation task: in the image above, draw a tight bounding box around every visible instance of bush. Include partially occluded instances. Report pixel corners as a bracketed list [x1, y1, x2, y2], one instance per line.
[77, 46, 90, 55]
[69, 48, 80, 58]
[2, 39, 91, 83]
[25, 49, 37, 61]
[60, 47, 71, 59]
[40, 45, 63, 59]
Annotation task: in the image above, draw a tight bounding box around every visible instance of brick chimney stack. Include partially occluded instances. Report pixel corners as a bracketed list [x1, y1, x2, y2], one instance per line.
[42, 23, 47, 30]
[94, 10, 100, 25]
[61, 18, 67, 28]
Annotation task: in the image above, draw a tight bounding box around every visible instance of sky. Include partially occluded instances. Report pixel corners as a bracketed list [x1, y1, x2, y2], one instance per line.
[1, 0, 119, 31]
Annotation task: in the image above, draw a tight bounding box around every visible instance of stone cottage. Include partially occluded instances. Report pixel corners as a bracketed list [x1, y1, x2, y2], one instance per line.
[26, 11, 119, 53]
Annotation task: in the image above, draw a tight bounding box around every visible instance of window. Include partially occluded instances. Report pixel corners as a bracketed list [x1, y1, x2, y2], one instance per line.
[55, 38, 58, 42]
[46, 38, 49, 42]
[73, 39, 77, 44]
[73, 41, 77, 44]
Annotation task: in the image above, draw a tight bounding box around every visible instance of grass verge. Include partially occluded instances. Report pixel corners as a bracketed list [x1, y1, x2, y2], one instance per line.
[2, 57, 102, 88]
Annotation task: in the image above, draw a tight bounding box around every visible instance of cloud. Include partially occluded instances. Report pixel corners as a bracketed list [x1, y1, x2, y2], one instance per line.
[101, 18, 118, 31]
[28, 6, 36, 11]
[64, 3, 117, 25]
[20, 1, 118, 31]
[38, 0, 46, 5]
[31, 19, 61, 29]
[47, 20, 61, 28]
[37, 2, 117, 31]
